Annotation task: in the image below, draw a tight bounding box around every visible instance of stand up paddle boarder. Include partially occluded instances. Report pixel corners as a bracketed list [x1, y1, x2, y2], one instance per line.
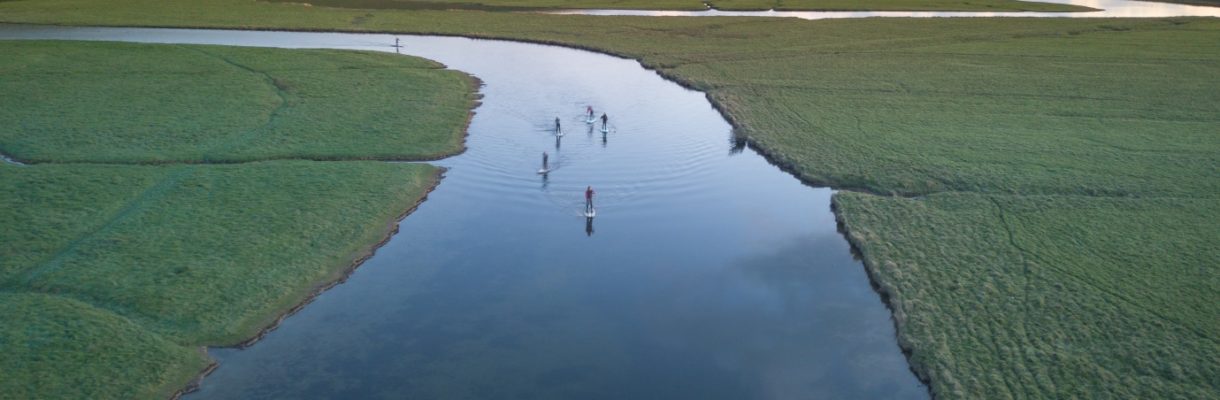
[600, 113, 608, 131]
[586, 106, 594, 122]
[555, 117, 561, 132]
[542, 151, 549, 171]
[585, 186, 595, 214]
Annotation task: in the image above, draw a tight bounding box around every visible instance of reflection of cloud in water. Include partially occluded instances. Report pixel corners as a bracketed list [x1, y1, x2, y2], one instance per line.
[624, 233, 925, 399]
[187, 201, 918, 399]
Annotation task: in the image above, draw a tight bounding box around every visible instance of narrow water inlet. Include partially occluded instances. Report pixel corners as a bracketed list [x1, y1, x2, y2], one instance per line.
[1, 25, 927, 399]
[1, 152, 25, 166]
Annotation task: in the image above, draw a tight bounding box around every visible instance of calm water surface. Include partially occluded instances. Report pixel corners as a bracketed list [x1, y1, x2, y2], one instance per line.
[0, 25, 924, 398]
[549, 0, 1220, 18]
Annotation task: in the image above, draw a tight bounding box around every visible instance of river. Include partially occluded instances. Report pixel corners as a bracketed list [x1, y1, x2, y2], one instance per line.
[0, 25, 923, 399]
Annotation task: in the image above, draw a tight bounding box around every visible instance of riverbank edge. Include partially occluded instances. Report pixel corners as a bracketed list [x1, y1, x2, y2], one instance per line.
[830, 195, 935, 394]
[168, 74, 483, 398]
[168, 167, 446, 399]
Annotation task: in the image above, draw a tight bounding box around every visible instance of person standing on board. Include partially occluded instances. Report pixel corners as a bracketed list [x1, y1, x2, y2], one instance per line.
[585, 186, 595, 214]
[600, 113, 608, 130]
[586, 106, 594, 121]
[542, 151, 549, 171]
[555, 117, 561, 132]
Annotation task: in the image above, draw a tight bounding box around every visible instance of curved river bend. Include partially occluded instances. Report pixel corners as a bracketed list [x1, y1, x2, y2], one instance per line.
[0, 25, 925, 399]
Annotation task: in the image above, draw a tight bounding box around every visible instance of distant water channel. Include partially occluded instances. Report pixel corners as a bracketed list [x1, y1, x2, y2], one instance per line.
[549, 0, 1220, 19]
[0, 25, 925, 398]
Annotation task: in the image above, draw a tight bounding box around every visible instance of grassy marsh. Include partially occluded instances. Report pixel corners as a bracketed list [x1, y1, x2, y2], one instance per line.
[1, 2, 1217, 399]
[264, 0, 1090, 11]
[707, 0, 1091, 11]
[1, 41, 475, 163]
[834, 192, 1219, 398]
[1, 41, 469, 398]
[0, 292, 207, 400]
[3, 161, 441, 345]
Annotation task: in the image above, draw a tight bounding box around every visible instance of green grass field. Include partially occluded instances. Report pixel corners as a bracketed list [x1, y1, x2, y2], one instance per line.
[263, 0, 1090, 11]
[271, 0, 710, 11]
[708, 0, 1090, 11]
[1, 2, 1217, 399]
[1, 41, 474, 163]
[834, 193, 1219, 398]
[3, 162, 441, 345]
[0, 292, 207, 400]
[1, 41, 470, 398]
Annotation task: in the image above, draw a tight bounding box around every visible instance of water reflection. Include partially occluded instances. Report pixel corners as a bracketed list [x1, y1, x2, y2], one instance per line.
[631, 233, 925, 399]
[547, 0, 1220, 19]
[584, 217, 595, 236]
[729, 134, 747, 155]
